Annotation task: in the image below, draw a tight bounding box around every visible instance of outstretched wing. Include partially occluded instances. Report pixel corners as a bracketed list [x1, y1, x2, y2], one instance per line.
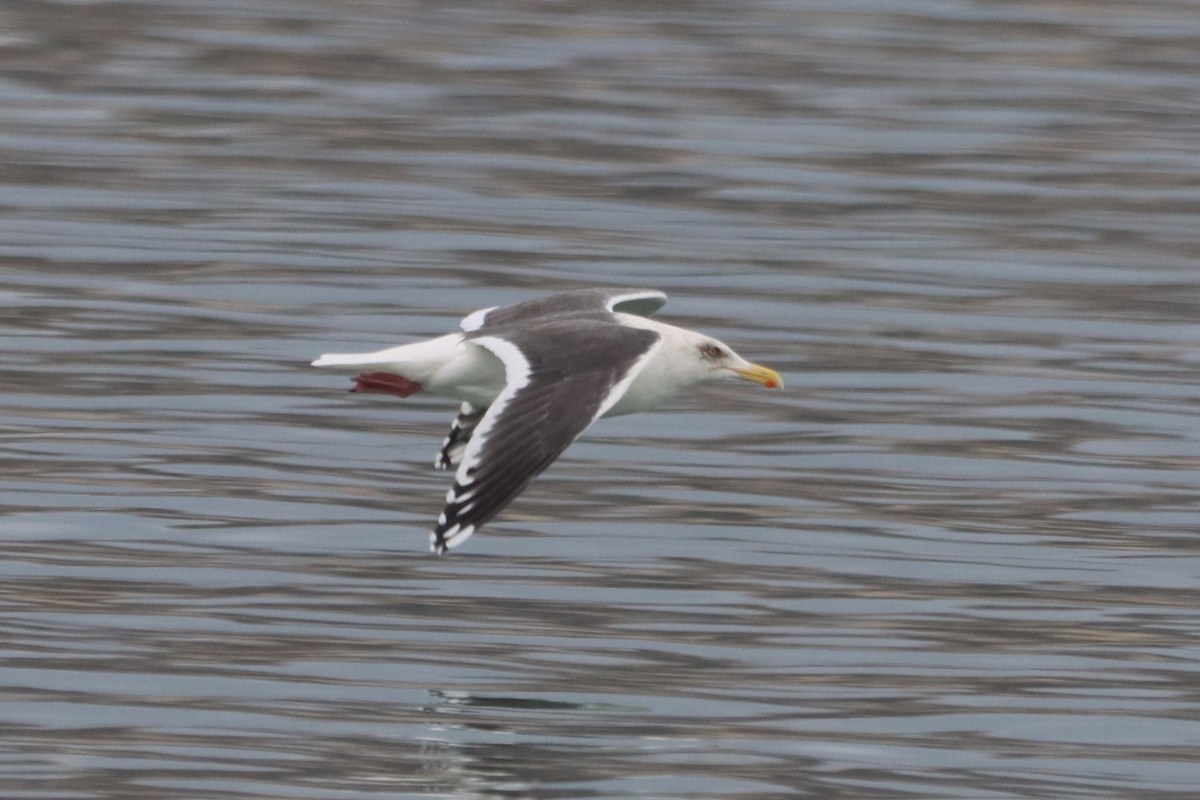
[431, 320, 661, 554]
[461, 288, 667, 332]
[434, 402, 488, 470]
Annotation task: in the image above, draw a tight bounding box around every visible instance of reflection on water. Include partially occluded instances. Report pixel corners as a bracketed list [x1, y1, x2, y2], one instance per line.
[2, 0, 1200, 797]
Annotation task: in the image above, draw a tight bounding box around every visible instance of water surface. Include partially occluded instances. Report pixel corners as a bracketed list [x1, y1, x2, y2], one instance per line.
[2, 1, 1200, 798]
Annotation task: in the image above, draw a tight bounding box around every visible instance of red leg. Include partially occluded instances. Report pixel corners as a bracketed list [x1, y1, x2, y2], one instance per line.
[351, 372, 424, 398]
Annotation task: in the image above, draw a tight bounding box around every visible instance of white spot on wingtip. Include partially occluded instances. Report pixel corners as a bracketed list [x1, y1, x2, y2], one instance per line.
[448, 525, 474, 545]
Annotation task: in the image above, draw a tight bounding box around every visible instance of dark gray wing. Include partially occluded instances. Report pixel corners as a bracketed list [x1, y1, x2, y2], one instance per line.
[431, 318, 661, 554]
[461, 288, 666, 332]
[434, 402, 488, 470]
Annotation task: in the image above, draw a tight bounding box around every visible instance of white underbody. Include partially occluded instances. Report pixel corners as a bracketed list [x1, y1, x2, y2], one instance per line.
[313, 333, 507, 408]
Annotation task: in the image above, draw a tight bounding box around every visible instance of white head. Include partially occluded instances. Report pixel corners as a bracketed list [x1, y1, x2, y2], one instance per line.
[676, 329, 783, 389]
[627, 315, 783, 391]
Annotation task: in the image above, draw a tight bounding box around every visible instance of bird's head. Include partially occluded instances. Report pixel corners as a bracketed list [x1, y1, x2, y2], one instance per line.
[693, 337, 783, 389]
[619, 314, 784, 393]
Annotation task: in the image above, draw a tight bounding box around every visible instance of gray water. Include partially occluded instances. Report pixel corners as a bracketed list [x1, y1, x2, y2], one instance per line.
[3, 1, 1200, 798]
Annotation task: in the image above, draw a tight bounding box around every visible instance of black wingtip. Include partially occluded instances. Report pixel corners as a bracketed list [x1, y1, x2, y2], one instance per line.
[430, 531, 447, 555]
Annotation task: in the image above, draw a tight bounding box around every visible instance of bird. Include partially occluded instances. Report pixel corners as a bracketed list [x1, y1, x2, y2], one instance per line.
[312, 288, 782, 554]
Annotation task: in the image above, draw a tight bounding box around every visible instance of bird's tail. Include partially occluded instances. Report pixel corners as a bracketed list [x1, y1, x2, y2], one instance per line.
[311, 334, 462, 372]
[312, 342, 440, 398]
[311, 351, 394, 368]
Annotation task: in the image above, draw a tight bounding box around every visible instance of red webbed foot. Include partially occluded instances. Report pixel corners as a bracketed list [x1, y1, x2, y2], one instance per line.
[351, 372, 424, 398]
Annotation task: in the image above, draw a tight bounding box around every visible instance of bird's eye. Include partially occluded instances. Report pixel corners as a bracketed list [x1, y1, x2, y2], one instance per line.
[700, 343, 723, 358]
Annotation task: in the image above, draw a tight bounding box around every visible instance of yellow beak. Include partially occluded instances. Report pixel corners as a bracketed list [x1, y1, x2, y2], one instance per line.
[735, 363, 783, 389]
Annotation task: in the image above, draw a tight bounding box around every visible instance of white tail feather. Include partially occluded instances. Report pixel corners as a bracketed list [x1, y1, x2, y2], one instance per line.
[311, 334, 463, 371]
[311, 352, 389, 368]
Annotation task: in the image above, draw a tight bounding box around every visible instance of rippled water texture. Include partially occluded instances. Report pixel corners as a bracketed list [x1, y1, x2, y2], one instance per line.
[3, 1, 1199, 797]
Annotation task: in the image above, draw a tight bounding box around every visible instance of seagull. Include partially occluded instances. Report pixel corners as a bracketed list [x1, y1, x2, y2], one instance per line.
[312, 288, 782, 554]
